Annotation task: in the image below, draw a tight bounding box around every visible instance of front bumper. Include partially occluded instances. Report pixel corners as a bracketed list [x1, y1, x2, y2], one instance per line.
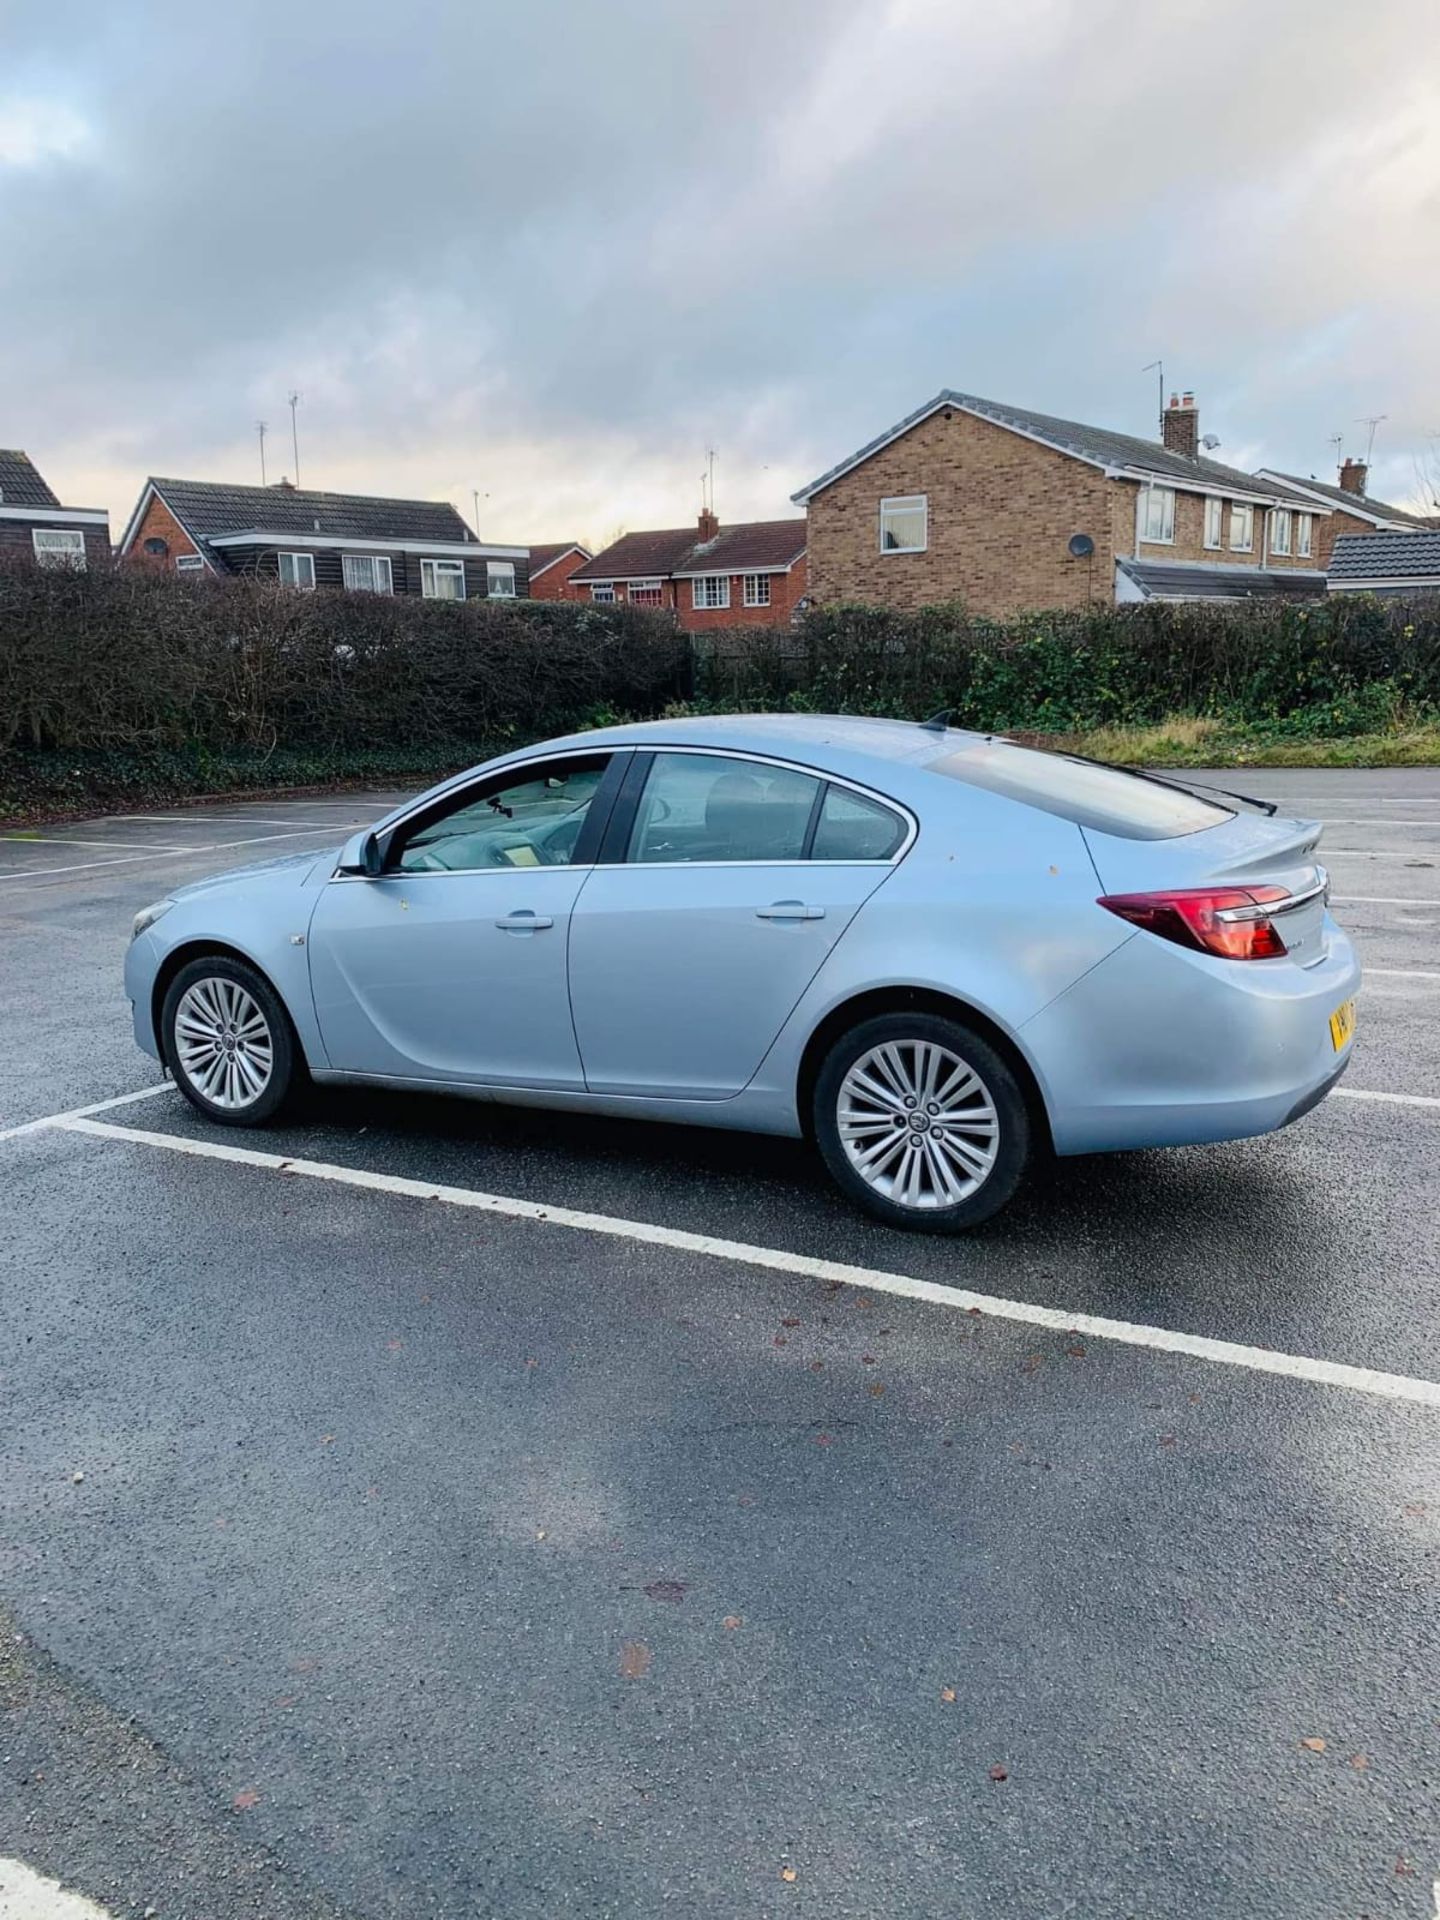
[123, 929, 164, 1062]
[1022, 920, 1361, 1156]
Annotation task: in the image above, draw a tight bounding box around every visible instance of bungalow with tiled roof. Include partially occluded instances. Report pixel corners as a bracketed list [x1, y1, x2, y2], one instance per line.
[524, 541, 592, 601]
[0, 450, 111, 570]
[1327, 530, 1440, 596]
[568, 510, 807, 631]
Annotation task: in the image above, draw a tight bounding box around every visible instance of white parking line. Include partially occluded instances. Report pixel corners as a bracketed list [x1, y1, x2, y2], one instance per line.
[46, 1114, 1440, 1412]
[1334, 1087, 1440, 1111]
[1333, 895, 1440, 908]
[0, 835, 193, 851]
[0, 1857, 116, 1919]
[1315, 819, 1440, 828]
[0, 1082, 171, 1143]
[1366, 968, 1440, 980]
[0, 828, 349, 889]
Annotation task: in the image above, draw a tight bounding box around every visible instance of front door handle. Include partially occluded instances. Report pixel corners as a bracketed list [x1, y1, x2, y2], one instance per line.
[756, 900, 825, 921]
[494, 910, 554, 932]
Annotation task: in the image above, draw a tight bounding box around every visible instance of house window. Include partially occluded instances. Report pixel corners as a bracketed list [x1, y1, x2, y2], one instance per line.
[879, 495, 927, 553]
[1297, 513, 1313, 559]
[278, 551, 316, 590]
[589, 583, 615, 602]
[1229, 504, 1254, 553]
[342, 553, 393, 594]
[1204, 498, 1224, 549]
[143, 536, 170, 558]
[742, 574, 771, 607]
[486, 561, 516, 599]
[1270, 509, 1292, 557]
[422, 557, 467, 600]
[1140, 486, 1176, 544]
[176, 554, 205, 572]
[692, 575, 730, 610]
[32, 528, 86, 570]
[628, 578, 664, 607]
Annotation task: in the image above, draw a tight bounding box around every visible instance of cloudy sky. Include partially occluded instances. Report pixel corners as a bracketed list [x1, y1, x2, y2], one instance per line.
[3, 0, 1438, 546]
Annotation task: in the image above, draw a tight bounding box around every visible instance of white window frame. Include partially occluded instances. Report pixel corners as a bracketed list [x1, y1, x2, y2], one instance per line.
[879, 494, 927, 554]
[1203, 497, 1224, 549]
[692, 575, 730, 611]
[742, 574, 771, 607]
[485, 560, 515, 599]
[1229, 503, 1254, 553]
[1140, 485, 1176, 545]
[422, 556, 468, 600]
[1270, 509, 1292, 557]
[278, 550, 316, 590]
[32, 528, 87, 570]
[342, 553, 394, 594]
[175, 554, 205, 572]
[589, 582, 615, 603]
[627, 578, 664, 606]
[1296, 512, 1313, 559]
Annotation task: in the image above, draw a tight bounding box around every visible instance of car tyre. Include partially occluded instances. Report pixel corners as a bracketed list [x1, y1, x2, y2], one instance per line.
[813, 1012, 1031, 1232]
[161, 954, 298, 1127]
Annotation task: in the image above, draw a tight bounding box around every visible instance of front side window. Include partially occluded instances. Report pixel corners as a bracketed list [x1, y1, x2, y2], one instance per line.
[278, 551, 315, 589]
[342, 553, 393, 594]
[1230, 504, 1254, 552]
[32, 528, 86, 570]
[486, 561, 516, 599]
[1297, 512, 1314, 558]
[422, 557, 467, 600]
[742, 574, 771, 607]
[394, 756, 610, 874]
[1140, 486, 1175, 544]
[628, 578, 664, 607]
[692, 575, 730, 610]
[628, 753, 820, 864]
[1271, 509, 1292, 556]
[589, 582, 615, 603]
[880, 495, 927, 553]
[1204, 497, 1224, 548]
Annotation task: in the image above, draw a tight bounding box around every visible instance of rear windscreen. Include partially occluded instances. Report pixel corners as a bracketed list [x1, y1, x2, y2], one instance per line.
[928, 741, 1233, 840]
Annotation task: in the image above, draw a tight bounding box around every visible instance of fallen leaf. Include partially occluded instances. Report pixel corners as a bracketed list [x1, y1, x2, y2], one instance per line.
[1020, 1354, 1044, 1374]
[1394, 1858, 1414, 1876]
[722, 1615, 742, 1631]
[773, 1336, 788, 1347]
[854, 1295, 873, 1309]
[1350, 1753, 1369, 1770]
[779, 1866, 797, 1883]
[290, 1657, 318, 1674]
[809, 1360, 824, 1372]
[643, 1580, 688, 1603]
[233, 1787, 261, 1811]
[1065, 1342, 1086, 1359]
[320, 1434, 336, 1446]
[273, 1694, 297, 1709]
[861, 1355, 877, 1365]
[869, 1382, 885, 1398]
[524, 1357, 538, 1368]
[1402, 1502, 1426, 1517]
[1159, 1433, 1177, 1448]
[940, 1687, 956, 1703]
[736, 1494, 755, 1507]
[967, 1306, 982, 1318]
[813, 1432, 834, 1447]
[781, 1317, 801, 1328]
[620, 1640, 652, 1679]
[988, 1764, 1008, 1782]
[386, 1339, 403, 1354]
[1300, 1737, 1327, 1753]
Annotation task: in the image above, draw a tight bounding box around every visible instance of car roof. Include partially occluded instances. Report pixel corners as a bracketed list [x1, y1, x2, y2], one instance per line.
[542, 712, 986, 774]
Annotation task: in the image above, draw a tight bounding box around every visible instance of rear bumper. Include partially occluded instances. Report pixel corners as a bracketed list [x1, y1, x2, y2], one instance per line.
[1023, 920, 1361, 1155]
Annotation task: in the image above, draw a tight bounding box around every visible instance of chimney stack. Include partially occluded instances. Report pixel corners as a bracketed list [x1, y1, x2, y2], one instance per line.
[1161, 390, 1199, 460]
[697, 506, 720, 542]
[1338, 457, 1368, 497]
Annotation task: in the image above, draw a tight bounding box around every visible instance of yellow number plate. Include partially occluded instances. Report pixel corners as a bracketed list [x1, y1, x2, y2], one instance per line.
[1329, 998, 1357, 1052]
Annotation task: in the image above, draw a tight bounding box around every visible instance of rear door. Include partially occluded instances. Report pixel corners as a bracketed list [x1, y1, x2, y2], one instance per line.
[567, 750, 911, 1099]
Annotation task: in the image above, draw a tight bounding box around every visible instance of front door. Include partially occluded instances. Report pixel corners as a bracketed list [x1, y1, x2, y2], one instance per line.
[567, 751, 906, 1098]
[308, 752, 620, 1087]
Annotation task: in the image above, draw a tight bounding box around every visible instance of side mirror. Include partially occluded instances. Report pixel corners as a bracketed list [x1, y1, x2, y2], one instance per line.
[336, 828, 385, 877]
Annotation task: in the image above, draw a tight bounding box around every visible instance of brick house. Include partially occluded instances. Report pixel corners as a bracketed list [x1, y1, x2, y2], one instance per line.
[524, 542, 592, 601]
[567, 511, 807, 631]
[1254, 461, 1433, 569]
[119, 476, 527, 598]
[793, 390, 1327, 616]
[0, 450, 111, 570]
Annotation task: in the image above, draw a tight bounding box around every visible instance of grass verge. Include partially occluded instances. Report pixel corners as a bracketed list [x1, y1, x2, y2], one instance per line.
[1017, 716, 1440, 768]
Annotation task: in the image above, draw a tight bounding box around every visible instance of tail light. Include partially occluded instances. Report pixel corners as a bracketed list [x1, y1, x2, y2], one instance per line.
[1098, 885, 1291, 960]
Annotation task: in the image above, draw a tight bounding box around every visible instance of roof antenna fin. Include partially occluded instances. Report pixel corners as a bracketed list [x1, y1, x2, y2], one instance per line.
[920, 708, 954, 732]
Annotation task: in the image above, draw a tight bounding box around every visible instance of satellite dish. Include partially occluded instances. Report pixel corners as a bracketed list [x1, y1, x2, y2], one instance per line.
[1201, 434, 1221, 450]
[1068, 533, 1095, 559]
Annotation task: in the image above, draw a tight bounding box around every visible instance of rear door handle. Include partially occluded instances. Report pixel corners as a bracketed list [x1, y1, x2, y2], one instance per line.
[494, 911, 554, 932]
[756, 900, 825, 921]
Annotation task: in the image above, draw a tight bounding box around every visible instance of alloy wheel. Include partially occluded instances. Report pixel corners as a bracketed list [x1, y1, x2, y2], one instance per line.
[173, 976, 275, 1111]
[836, 1038, 1000, 1210]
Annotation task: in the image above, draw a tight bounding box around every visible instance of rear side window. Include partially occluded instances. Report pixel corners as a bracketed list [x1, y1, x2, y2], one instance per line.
[929, 742, 1232, 840]
[628, 753, 820, 863]
[812, 785, 907, 861]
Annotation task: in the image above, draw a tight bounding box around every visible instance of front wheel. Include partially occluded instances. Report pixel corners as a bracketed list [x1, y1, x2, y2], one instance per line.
[162, 955, 297, 1127]
[813, 1013, 1031, 1232]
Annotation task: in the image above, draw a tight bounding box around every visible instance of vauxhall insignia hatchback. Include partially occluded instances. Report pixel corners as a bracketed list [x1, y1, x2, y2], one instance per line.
[124, 715, 1359, 1231]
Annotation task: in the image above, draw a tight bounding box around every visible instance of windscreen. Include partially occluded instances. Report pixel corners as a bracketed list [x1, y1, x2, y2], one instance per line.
[928, 740, 1233, 841]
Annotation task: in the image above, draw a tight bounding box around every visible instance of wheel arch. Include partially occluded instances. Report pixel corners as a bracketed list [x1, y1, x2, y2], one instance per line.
[150, 940, 298, 1065]
[795, 986, 1054, 1153]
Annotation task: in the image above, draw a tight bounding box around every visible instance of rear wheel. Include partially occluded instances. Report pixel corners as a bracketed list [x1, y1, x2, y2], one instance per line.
[162, 955, 297, 1127]
[813, 1013, 1030, 1232]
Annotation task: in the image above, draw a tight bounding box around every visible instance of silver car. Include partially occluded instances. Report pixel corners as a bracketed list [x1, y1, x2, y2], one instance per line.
[124, 715, 1360, 1231]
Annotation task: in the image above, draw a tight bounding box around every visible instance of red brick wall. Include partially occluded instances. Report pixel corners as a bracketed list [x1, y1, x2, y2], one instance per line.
[528, 548, 590, 600]
[124, 491, 205, 568]
[675, 557, 806, 632]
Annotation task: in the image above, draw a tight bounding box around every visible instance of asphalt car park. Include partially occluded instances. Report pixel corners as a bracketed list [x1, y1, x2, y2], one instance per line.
[1, 772, 1437, 1919]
